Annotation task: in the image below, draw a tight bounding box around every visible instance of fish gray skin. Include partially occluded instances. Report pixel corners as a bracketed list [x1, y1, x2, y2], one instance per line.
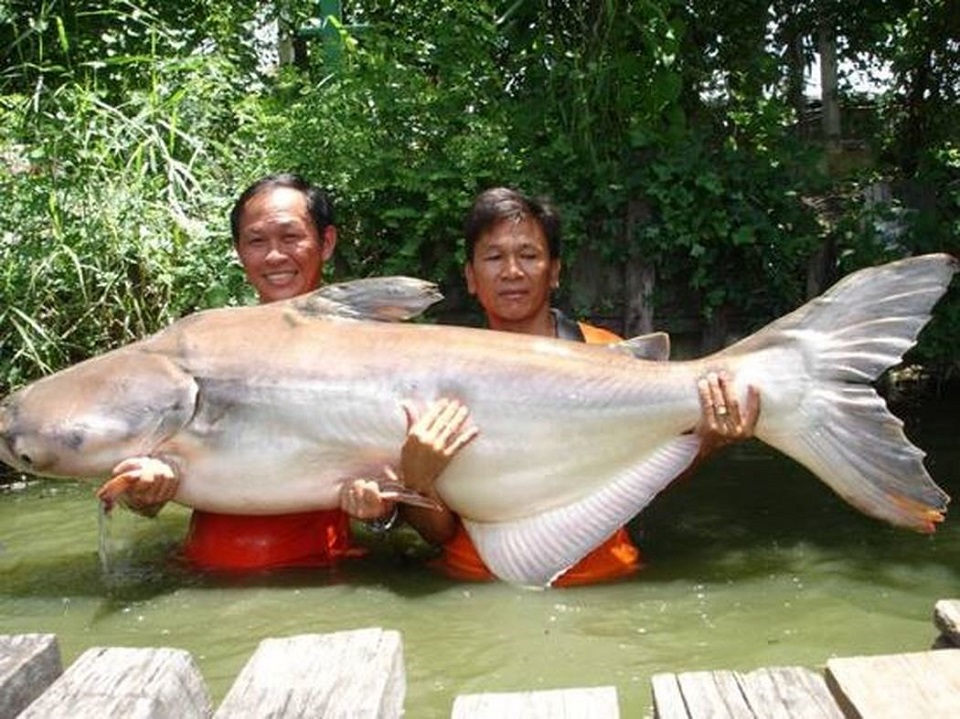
[0, 255, 955, 586]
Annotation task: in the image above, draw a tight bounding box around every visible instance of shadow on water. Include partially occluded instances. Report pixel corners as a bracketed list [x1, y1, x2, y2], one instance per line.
[157, 533, 459, 600]
[0, 484, 457, 605]
[1, 439, 465, 590]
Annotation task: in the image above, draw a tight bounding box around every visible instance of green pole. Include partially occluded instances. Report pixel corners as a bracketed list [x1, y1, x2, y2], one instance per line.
[319, 0, 341, 66]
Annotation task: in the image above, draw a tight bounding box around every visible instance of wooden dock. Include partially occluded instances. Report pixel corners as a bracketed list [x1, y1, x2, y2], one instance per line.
[1, 600, 958, 718]
[651, 599, 960, 719]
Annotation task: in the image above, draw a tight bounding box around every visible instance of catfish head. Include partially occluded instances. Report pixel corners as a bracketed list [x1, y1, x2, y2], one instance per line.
[0, 347, 197, 480]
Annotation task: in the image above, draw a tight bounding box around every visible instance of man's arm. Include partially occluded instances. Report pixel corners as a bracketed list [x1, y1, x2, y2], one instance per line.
[395, 399, 476, 543]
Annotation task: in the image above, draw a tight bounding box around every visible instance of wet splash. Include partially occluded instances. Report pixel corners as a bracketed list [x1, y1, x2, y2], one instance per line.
[96, 500, 181, 592]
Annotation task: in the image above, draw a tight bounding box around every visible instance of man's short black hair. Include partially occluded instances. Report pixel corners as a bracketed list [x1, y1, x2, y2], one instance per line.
[230, 173, 335, 244]
[463, 187, 561, 261]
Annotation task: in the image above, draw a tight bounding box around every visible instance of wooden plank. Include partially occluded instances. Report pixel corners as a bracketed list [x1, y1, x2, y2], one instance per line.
[18, 646, 211, 719]
[674, 670, 754, 718]
[934, 599, 960, 647]
[451, 685, 619, 718]
[736, 667, 844, 719]
[826, 649, 960, 718]
[652, 667, 844, 719]
[651, 672, 690, 718]
[0, 634, 63, 719]
[214, 628, 404, 719]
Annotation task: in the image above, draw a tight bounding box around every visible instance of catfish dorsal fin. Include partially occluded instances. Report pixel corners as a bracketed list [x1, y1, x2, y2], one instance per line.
[290, 276, 443, 322]
[611, 332, 670, 361]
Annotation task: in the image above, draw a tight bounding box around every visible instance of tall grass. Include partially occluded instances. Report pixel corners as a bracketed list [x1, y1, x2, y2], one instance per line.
[0, 8, 264, 393]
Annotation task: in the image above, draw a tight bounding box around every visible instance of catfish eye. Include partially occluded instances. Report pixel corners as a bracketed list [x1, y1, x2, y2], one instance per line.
[18, 452, 32, 466]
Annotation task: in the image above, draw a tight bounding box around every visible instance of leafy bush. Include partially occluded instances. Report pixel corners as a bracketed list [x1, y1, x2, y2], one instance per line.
[0, 12, 260, 391]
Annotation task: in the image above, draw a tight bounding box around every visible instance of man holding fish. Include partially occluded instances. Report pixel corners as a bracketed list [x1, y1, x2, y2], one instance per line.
[121, 173, 452, 568]
[362, 187, 759, 585]
[122, 176, 757, 581]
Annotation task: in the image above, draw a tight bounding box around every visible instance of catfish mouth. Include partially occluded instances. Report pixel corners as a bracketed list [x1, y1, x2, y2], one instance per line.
[0, 428, 35, 473]
[0, 404, 54, 474]
[0, 425, 79, 476]
[0, 405, 16, 470]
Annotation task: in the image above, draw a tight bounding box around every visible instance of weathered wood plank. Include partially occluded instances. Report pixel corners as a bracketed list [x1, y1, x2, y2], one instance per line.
[451, 685, 619, 718]
[736, 667, 844, 719]
[0, 633, 63, 719]
[214, 628, 404, 719]
[651, 672, 690, 719]
[662, 669, 754, 718]
[933, 599, 960, 647]
[18, 646, 212, 719]
[826, 649, 960, 718]
[683, 670, 756, 718]
[652, 666, 843, 719]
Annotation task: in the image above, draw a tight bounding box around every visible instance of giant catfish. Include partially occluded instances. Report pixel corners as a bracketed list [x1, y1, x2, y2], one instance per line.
[0, 254, 955, 586]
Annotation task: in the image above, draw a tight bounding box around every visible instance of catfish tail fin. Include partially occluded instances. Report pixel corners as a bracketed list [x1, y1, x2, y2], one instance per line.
[720, 253, 956, 532]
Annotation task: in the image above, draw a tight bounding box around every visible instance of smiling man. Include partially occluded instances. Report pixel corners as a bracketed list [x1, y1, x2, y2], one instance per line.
[179, 175, 361, 568]
[120, 174, 405, 570]
[230, 177, 335, 302]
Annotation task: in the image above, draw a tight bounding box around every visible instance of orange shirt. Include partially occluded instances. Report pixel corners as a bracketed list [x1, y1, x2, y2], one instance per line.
[433, 317, 643, 586]
[182, 509, 364, 571]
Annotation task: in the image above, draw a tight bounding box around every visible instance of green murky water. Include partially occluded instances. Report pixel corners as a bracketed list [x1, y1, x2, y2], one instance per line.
[1, 397, 957, 717]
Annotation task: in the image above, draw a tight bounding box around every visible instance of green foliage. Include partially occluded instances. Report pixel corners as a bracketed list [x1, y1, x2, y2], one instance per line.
[0, 0, 262, 94]
[842, 145, 960, 373]
[262, 2, 523, 285]
[635, 125, 824, 323]
[0, 4, 261, 391]
[0, 0, 958, 392]
[878, 0, 960, 174]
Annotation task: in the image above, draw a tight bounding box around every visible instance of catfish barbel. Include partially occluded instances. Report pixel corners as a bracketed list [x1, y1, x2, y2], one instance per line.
[0, 254, 955, 586]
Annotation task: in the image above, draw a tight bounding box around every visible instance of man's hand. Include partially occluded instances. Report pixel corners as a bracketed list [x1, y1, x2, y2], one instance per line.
[399, 398, 479, 499]
[96, 457, 179, 517]
[388, 398, 479, 545]
[339, 478, 396, 521]
[695, 371, 760, 457]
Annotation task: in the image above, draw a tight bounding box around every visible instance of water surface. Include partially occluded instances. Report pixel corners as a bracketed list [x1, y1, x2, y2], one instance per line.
[1, 398, 957, 717]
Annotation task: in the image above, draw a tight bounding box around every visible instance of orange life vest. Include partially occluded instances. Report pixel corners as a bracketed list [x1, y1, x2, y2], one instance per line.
[433, 316, 644, 585]
[182, 509, 364, 571]
[436, 524, 642, 586]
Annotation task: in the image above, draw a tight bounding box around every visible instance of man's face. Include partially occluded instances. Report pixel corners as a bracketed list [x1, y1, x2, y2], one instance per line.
[465, 215, 560, 326]
[234, 186, 336, 303]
